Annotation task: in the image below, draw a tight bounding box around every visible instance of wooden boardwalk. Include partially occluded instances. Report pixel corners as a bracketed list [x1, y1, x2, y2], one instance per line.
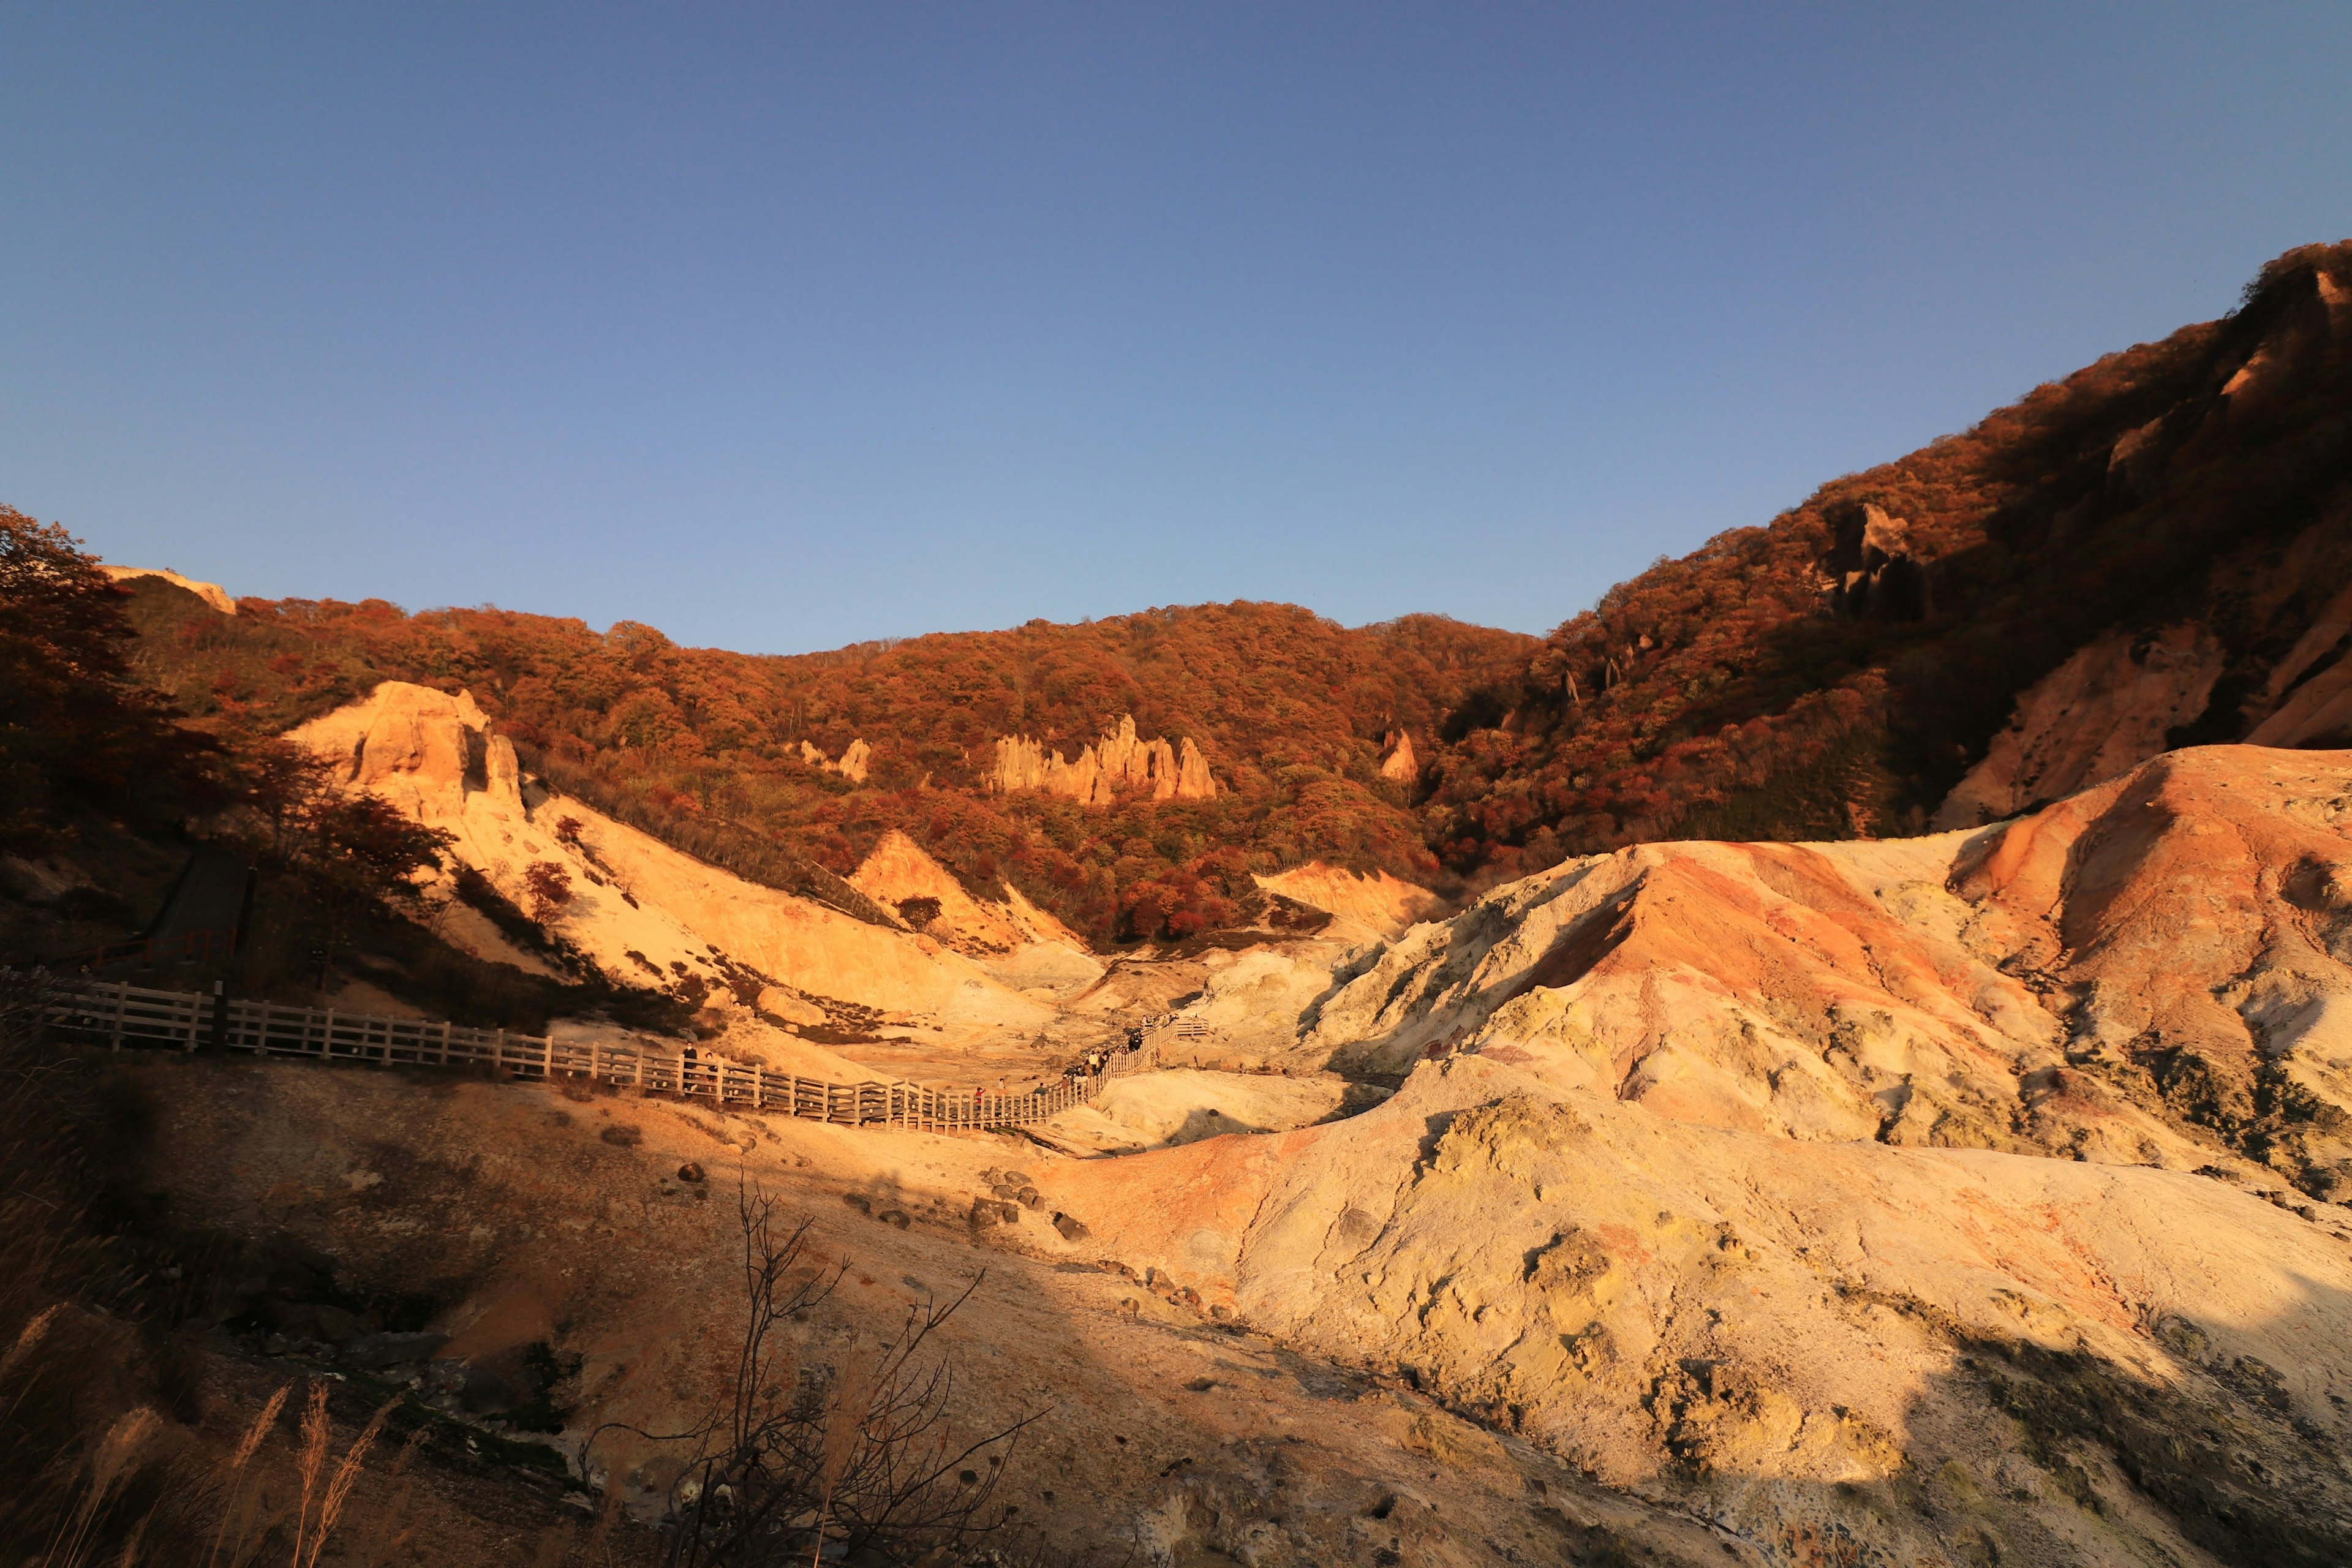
[37, 976, 1207, 1132]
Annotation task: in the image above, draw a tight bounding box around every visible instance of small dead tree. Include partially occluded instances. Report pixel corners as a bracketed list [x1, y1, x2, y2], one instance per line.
[589, 1185, 1042, 1567]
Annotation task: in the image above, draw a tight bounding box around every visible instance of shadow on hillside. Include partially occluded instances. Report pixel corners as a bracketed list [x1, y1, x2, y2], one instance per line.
[1728, 1271, 2352, 1567]
[1484, 262, 2352, 858]
[75, 1028, 2352, 1567]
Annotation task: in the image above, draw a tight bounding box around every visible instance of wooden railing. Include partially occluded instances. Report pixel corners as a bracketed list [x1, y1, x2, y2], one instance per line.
[37, 976, 1205, 1132]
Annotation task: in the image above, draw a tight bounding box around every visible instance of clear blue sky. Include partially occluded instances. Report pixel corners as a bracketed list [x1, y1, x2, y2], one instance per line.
[4, 4, 2348, 655]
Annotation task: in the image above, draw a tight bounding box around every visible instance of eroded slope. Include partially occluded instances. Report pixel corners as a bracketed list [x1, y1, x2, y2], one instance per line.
[1279, 745, 2352, 1200]
[1043, 1057, 2352, 1567]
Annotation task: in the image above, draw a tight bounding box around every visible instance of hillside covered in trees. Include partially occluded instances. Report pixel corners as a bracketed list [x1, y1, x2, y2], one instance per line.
[119, 589, 1535, 941]
[1422, 238, 2352, 881]
[82, 238, 2352, 942]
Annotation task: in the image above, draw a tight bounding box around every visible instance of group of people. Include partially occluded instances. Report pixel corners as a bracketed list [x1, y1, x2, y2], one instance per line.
[954, 1025, 1156, 1114]
[1049, 1028, 1147, 1092]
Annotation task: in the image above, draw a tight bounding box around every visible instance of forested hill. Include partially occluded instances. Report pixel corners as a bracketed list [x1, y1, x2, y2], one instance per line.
[96, 238, 2352, 940]
[120, 589, 1536, 941]
[1421, 238, 2352, 883]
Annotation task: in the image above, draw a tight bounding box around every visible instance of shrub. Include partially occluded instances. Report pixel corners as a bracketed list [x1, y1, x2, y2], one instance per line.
[522, 861, 573, 926]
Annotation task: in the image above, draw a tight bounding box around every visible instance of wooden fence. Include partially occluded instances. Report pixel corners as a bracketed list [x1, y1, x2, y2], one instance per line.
[37, 976, 1209, 1133]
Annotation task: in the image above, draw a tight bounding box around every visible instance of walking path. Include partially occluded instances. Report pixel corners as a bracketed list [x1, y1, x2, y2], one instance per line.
[35, 974, 1206, 1132]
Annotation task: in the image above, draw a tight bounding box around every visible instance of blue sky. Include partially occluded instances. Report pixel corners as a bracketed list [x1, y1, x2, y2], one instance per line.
[4, 4, 2348, 654]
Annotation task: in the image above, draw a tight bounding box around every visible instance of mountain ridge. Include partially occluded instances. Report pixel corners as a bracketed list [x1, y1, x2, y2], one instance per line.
[1422, 238, 2352, 880]
[74, 238, 2352, 951]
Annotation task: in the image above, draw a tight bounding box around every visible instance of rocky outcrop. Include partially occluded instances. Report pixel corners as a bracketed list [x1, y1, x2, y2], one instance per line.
[2209, 247, 2350, 420]
[851, 829, 1017, 948]
[1932, 623, 2225, 827]
[984, 714, 1218, 804]
[289, 682, 1049, 1028]
[848, 828, 1098, 983]
[101, 564, 236, 614]
[295, 682, 522, 809]
[984, 735, 1091, 799]
[1377, 728, 1417, 783]
[798, 738, 870, 783]
[1173, 734, 1215, 798]
[1253, 862, 1439, 941]
[1096, 714, 1177, 797]
[1280, 745, 2352, 1200]
[1934, 504, 2352, 830]
[1821, 503, 1929, 622]
[2247, 579, 2352, 749]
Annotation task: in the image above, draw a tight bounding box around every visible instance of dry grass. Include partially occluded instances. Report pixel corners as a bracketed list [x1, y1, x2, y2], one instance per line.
[0, 969, 434, 1567]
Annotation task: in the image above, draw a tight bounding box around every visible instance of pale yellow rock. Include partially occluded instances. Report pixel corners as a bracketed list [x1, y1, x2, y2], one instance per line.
[1174, 735, 1216, 799]
[752, 987, 826, 1027]
[1043, 1067, 1353, 1153]
[287, 682, 1050, 1027]
[797, 738, 871, 783]
[1284, 745, 2352, 1198]
[999, 882, 1091, 951]
[845, 831, 1107, 1006]
[1378, 728, 1419, 783]
[1933, 623, 2223, 828]
[1255, 862, 1439, 941]
[100, 564, 236, 614]
[850, 829, 1023, 951]
[983, 714, 1217, 803]
[1177, 948, 1348, 1060]
[1043, 1054, 2352, 1564]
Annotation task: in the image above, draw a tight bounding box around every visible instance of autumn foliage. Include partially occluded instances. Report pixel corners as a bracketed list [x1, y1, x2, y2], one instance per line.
[85, 240, 2352, 931]
[1418, 239, 2352, 881]
[0, 509, 230, 848]
[120, 591, 1532, 941]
